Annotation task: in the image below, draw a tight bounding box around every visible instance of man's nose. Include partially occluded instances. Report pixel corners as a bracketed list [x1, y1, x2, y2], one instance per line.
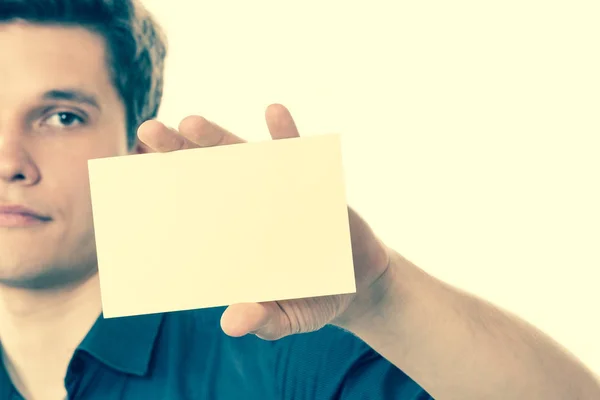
[0, 134, 40, 185]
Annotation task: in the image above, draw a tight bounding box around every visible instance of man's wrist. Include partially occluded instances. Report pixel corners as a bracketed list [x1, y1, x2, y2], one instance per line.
[334, 249, 423, 336]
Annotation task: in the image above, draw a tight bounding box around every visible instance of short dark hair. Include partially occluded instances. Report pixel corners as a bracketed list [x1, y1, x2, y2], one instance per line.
[0, 0, 168, 148]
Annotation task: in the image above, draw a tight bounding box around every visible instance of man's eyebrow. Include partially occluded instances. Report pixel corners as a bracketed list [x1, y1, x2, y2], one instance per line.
[42, 89, 101, 109]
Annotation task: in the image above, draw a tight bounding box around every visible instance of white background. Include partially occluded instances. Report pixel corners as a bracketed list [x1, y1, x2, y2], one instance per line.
[141, 0, 600, 374]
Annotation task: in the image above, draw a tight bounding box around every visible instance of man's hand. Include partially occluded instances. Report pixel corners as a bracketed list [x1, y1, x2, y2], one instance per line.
[137, 104, 393, 340]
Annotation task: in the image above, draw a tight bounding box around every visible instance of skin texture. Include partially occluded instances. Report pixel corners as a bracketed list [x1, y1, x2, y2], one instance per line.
[0, 23, 136, 288]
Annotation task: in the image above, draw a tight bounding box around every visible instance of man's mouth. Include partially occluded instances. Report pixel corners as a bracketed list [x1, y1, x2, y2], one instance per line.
[0, 205, 52, 228]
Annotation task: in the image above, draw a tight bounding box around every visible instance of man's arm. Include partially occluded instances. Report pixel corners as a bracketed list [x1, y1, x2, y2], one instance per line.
[340, 249, 600, 400]
[139, 108, 600, 399]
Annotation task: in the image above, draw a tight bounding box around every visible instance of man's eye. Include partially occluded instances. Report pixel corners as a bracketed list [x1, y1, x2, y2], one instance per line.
[44, 112, 85, 128]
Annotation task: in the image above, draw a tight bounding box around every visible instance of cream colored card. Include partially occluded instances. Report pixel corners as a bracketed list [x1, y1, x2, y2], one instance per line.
[88, 134, 356, 318]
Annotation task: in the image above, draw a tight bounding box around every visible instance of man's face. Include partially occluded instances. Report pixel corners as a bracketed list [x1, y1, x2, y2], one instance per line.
[0, 22, 134, 288]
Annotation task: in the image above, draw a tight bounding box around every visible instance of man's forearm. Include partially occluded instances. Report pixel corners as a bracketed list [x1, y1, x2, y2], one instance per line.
[343, 250, 600, 399]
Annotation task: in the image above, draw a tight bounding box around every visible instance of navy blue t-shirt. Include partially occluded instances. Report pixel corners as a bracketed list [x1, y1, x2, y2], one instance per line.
[0, 306, 431, 399]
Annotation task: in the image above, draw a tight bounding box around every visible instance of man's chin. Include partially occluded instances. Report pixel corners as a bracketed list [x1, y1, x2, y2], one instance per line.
[0, 261, 97, 291]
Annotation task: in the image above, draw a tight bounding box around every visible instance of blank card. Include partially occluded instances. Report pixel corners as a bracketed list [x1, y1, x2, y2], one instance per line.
[88, 134, 356, 318]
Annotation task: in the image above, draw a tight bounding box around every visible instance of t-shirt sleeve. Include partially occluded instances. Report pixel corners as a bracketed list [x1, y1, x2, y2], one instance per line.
[272, 325, 433, 400]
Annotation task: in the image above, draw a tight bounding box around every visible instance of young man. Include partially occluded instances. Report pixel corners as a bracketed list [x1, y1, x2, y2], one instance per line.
[0, 1, 598, 399]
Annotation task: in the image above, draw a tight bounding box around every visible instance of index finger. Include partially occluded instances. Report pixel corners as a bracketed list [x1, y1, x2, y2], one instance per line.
[178, 116, 246, 147]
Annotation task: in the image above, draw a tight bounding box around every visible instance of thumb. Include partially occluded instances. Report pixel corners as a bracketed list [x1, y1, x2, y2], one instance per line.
[220, 302, 291, 340]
